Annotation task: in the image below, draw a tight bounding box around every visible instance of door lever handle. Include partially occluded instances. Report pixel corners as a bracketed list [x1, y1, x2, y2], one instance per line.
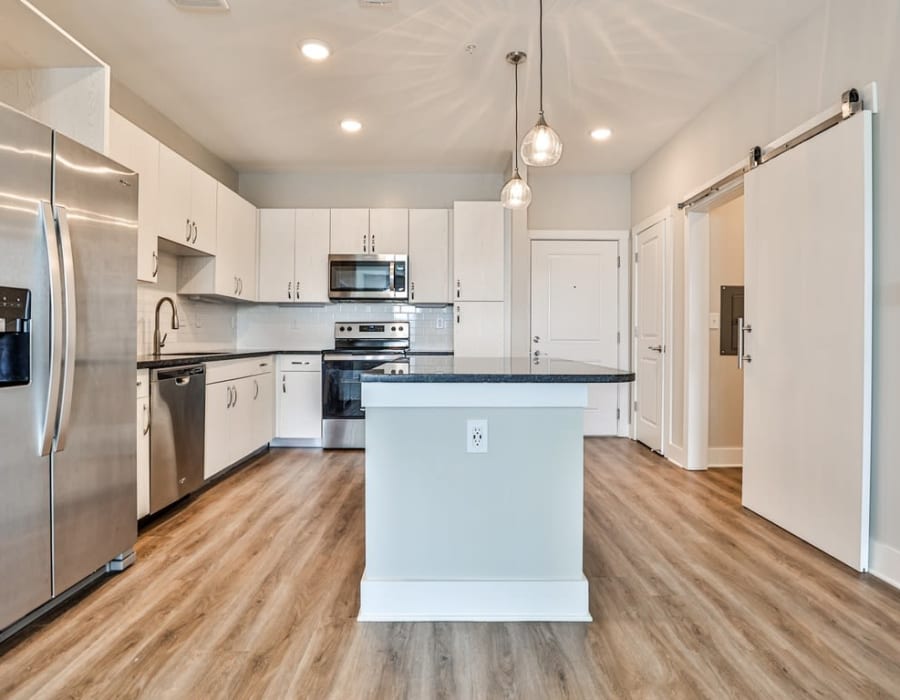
[648, 345, 664, 353]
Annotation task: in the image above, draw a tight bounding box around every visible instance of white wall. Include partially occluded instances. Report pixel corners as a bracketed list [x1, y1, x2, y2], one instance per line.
[631, 0, 900, 580]
[528, 173, 631, 231]
[238, 171, 504, 209]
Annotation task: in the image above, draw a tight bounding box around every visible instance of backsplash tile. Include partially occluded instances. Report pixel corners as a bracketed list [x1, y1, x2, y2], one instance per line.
[236, 303, 453, 352]
[136, 252, 453, 355]
[136, 252, 236, 355]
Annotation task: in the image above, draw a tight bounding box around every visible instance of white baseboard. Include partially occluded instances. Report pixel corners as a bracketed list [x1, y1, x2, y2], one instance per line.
[270, 437, 322, 448]
[358, 573, 592, 622]
[708, 446, 743, 468]
[870, 540, 900, 591]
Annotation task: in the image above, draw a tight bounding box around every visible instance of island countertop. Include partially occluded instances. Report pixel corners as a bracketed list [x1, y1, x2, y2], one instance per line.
[361, 355, 634, 383]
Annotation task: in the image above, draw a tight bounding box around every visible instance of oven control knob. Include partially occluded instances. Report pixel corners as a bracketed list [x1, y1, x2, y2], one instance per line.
[391, 326, 397, 331]
[399, 325, 404, 331]
[339, 326, 345, 332]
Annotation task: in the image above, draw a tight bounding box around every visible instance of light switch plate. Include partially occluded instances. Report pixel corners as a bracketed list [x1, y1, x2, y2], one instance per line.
[709, 312, 720, 330]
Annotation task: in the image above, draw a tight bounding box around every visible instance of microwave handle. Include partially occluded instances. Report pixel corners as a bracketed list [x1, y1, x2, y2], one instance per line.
[388, 261, 395, 292]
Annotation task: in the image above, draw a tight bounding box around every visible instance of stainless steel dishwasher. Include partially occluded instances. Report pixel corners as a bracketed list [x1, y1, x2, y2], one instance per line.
[149, 365, 206, 514]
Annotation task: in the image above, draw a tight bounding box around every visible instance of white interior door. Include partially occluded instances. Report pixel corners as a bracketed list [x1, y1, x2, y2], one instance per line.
[742, 111, 872, 571]
[531, 240, 620, 435]
[634, 222, 665, 451]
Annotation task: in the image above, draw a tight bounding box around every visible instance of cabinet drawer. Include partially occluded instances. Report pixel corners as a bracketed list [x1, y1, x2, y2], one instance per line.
[136, 370, 149, 400]
[206, 356, 274, 384]
[277, 354, 322, 372]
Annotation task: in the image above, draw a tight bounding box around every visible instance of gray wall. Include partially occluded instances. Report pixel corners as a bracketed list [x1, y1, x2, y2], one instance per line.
[110, 79, 238, 189]
[631, 0, 900, 569]
[237, 171, 504, 209]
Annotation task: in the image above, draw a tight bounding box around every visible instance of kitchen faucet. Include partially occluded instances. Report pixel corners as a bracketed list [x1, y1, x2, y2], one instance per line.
[153, 296, 180, 355]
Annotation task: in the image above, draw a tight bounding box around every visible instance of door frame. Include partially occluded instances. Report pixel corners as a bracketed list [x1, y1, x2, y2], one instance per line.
[528, 229, 630, 437]
[630, 209, 677, 459]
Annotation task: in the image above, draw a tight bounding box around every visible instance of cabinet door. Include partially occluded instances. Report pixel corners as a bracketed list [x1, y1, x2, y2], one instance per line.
[109, 112, 159, 284]
[294, 209, 331, 303]
[213, 185, 237, 297]
[158, 144, 193, 246]
[369, 208, 408, 254]
[251, 372, 275, 448]
[230, 377, 256, 460]
[330, 208, 369, 254]
[234, 196, 258, 301]
[278, 371, 322, 439]
[409, 209, 449, 303]
[190, 167, 218, 255]
[454, 302, 506, 357]
[453, 201, 505, 301]
[204, 381, 233, 479]
[258, 209, 296, 302]
[135, 397, 150, 519]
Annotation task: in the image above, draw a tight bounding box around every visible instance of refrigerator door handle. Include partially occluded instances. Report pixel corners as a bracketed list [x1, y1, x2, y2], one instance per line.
[54, 206, 77, 452]
[39, 201, 64, 456]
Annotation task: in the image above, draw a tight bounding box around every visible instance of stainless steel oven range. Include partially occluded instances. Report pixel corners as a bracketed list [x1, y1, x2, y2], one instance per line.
[322, 322, 410, 448]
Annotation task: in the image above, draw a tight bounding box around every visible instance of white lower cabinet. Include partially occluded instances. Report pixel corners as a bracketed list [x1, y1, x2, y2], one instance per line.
[453, 302, 506, 358]
[204, 357, 275, 479]
[276, 355, 322, 440]
[136, 370, 150, 519]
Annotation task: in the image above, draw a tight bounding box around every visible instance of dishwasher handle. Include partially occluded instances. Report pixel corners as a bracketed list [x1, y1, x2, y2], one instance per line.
[154, 365, 205, 382]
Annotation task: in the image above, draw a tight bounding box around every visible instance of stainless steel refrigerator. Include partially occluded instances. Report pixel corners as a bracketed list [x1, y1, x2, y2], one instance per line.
[0, 102, 138, 634]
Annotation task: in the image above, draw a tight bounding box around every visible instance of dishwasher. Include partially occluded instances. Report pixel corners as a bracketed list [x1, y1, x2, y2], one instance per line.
[149, 365, 206, 514]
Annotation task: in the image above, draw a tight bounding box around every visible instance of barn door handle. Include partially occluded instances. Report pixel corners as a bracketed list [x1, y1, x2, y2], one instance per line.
[738, 317, 752, 369]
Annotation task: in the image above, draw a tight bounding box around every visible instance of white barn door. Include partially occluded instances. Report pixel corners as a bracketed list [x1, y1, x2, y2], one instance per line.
[742, 111, 872, 571]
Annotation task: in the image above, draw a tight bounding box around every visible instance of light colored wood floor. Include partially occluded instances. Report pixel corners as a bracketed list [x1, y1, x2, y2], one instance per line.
[2, 439, 900, 699]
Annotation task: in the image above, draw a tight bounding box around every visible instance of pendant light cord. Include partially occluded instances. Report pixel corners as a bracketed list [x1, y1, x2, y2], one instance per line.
[539, 0, 544, 116]
[514, 59, 520, 173]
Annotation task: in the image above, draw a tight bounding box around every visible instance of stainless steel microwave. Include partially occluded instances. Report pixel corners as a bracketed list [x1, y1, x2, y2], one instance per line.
[328, 254, 408, 301]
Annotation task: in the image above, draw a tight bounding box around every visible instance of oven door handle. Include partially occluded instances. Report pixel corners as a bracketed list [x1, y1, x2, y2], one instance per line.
[323, 354, 405, 362]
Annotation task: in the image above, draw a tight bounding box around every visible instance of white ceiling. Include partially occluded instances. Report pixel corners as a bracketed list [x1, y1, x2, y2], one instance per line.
[30, 0, 824, 174]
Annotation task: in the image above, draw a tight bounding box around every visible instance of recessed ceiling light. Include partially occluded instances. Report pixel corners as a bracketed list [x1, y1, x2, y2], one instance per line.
[341, 119, 362, 133]
[590, 127, 613, 141]
[300, 40, 331, 62]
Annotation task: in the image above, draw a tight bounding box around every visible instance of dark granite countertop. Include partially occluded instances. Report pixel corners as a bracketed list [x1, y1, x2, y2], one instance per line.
[136, 349, 321, 369]
[361, 356, 634, 383]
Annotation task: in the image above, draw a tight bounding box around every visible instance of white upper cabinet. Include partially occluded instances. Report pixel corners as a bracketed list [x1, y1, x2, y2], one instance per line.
[158, 144, 193, 247]
[294, 209, 330, 303]
[190, 167, 218, 255]
[408, 209, 449, 304]
[369, 208, 409, 254]
[108, 111, 159, 284]
[178, 185, 257, 300]
[453, 201, 505, 302]
[158, 144, 216, 255]
[258, 209, 330, 303]
[330, 208, 370, 254]
[258, 209, 295, 303]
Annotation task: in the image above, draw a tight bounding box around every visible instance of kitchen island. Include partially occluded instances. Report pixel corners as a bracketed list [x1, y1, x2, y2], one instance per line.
[358, 356, 634, 622]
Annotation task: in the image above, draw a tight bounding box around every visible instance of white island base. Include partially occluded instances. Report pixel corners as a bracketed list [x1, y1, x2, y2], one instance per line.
[359, 382, 592, 622]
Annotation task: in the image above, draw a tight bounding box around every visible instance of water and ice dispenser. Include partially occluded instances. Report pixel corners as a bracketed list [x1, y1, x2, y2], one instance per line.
[0, 286, 31, 387]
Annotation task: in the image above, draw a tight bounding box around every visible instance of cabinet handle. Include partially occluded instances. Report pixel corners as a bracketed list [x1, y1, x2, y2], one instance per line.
[371, 233, 375, 252]
[288, 281, 292, 300]
[456, 280, 460, 299]
[192, 222, 198, 245]
[254, 379, 259, 400]
[234, 276, 239, 295]
[152, 251, 158, 278]
[295, 281, 300, 300]
[142, 402, 150, 436]
[282, 375, 287, 393]
[226, 385, 233, 408]
[456, 305, 461, 324]
[233, 384, 238, 406]
[238, 278, 243, 295]
[362, 233, 367, 252]
[411, 281, 415, 301]
[185, 218, 191, 242]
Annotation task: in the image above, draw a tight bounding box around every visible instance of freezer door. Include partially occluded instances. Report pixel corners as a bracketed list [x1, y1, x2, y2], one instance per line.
[0, 104, 54, 629]
[51, 133, 138, 593]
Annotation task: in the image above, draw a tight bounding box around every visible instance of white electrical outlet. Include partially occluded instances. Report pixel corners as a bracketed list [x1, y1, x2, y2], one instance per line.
[467, 419, 488, 453]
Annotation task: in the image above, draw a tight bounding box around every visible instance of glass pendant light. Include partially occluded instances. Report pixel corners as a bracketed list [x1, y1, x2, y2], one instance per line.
[521, 0, 563, 167]
[501, 51, 532, 210]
